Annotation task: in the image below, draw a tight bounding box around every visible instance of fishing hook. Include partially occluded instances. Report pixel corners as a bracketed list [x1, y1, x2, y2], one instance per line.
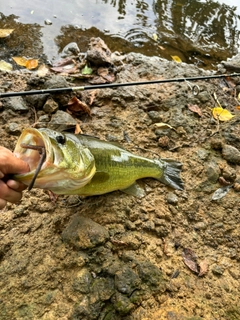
[20, 144, 46, 191]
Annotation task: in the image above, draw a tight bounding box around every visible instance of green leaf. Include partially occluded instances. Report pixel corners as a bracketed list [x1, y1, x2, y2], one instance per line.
[82, 65, 93, 75]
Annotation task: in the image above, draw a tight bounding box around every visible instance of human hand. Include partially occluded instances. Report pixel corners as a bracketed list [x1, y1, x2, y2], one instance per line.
[0, 146, 29, 210]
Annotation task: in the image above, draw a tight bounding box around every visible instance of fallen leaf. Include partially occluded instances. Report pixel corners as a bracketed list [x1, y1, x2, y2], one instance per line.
[51, 58, 77, 74]
[26, 59, 38, 70]
[211, 185, 232, 201]
[67, 96, 91, 116]
[155, 122, 174, 130]
[74, 123, 82, 134]
[97, 67, 108, 77]
[0, 60, 13, 72]
[88, 90, 98, 106]
[182, 248, 199, 274]
[158, 45, 166, 50]
[37, 64, 49, 77]
[82, 64, 93, 75]
[198, 259, 208, 277]
[152, 33, 158, 41]
[187, 104, 203, 117]
[12, 56, 28, 67]
[171, 55, 182, 63]
[0, 29, 14, 38]
[12, 56, 38, 69]
[89, 76, 107, 85]
[235, 106, 240, 110]
[212, 107, 234, 121]
[238, 93, 240, 101]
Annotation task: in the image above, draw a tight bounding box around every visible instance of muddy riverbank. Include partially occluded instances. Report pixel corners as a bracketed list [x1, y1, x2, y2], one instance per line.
[0, 41, 240, 319]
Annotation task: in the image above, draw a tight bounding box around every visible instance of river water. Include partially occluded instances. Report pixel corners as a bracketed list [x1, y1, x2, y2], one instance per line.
[0, 0, 240, 69]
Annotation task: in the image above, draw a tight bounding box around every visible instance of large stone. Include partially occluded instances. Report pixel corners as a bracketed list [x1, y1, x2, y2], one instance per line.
[62, 215, 109, 249]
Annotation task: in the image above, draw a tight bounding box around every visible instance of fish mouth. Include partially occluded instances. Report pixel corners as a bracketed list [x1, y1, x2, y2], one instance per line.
[14, 128, 53, 189]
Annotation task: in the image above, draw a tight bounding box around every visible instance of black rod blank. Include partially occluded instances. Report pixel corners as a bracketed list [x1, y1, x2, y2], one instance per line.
[0, 73, 240, 98]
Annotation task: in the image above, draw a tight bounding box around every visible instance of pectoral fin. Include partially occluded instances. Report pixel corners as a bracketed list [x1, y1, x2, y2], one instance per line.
[121, 183, 146, 198]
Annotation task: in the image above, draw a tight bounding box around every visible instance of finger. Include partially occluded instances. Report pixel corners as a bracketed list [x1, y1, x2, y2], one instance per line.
[5, 157, 29, 175]
[7, 180, 27, 192]
[0, 198, 7, 210]
[0, 180, 23, 203]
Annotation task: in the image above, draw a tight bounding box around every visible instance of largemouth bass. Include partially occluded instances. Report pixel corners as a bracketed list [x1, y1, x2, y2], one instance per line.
[13, 128, 184, 196]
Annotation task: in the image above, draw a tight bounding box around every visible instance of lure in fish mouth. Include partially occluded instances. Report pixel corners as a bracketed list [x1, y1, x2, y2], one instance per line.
[13, 128, 96, 194]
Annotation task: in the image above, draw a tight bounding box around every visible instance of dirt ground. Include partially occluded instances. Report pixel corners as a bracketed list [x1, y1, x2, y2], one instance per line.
[0, 47, 240, 320]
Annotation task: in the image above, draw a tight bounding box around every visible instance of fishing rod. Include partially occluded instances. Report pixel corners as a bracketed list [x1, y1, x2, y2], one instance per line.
[0, 73, 240, 98]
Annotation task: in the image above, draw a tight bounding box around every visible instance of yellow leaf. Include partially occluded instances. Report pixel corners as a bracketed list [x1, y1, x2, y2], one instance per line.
[171, 55, 182, 63]
[0, 60, 13, 72]
[238, 92, 240, 101]
[0, 29, 14, 38]
[26, 59, 38, 70]
[12, 57, 38, 69]
[12, 56, 28, 67]
[152, 33, 158, 41]
[212, 107, 234, 121]
[155, 122, 174, 130]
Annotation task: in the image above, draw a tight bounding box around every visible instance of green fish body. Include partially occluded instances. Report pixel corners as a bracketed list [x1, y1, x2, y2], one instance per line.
[14, 128, 184, 196]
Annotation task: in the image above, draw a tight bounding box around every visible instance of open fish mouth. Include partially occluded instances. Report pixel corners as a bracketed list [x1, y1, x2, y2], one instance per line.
[20, 143, 46, 190]
[14, 128, 53, 189]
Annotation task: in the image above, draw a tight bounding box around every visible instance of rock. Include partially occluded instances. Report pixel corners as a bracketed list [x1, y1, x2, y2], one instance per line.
[48, 110, 77, 131]
[43, 98, 59, 113]
[87, 37, 112, 65]
[6, 96, 28, 111]
[115, 266, 141, 295]
[148, 110, 162, 122]
[222, 144, 240, 164]
[206, 161, 221, 183]
[25, 94, 49, 110]
[212, 264, 224, 276]
[111, 292, 135, 315]
[137, 260, 166, 294]
[62, 215, 109, 249]
[72, 268, 92, 293]
[61, 42, 80, 58]
[166, 192, 178, 205]
[6, 122, 22, 135]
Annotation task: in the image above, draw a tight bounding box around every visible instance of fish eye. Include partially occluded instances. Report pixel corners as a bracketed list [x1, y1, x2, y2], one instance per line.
[56, 134, 66, 144]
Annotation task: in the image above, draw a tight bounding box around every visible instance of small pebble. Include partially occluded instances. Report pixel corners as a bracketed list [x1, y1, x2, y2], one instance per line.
[166, 192, 178, 205]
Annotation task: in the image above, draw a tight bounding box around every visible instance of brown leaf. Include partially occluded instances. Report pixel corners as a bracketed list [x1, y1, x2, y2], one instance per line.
[187, 104, 203, 117]
[51, 58, 77, 73]
[88, 90, 98, 106]
[198, 259, 208, 277]
[74, 123, 82, 134]
[97, 67, 109, 77]
[89, 76, 107, 85]
[67, 96, 91, 116]
[182, 248, 199, 274]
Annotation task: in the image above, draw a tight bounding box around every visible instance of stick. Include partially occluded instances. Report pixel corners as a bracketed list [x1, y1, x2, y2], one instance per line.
[0, 73, 239, 98]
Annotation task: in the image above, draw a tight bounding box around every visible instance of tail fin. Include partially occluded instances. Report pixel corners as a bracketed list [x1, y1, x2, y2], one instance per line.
[158, 159, 184, 190]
